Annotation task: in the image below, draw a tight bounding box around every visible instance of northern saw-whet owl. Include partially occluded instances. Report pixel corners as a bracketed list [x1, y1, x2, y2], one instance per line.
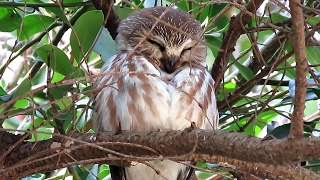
[93, 6, 219, 180]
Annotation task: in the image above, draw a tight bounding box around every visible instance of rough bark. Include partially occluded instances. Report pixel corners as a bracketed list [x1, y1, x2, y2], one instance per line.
[289, 0, 308, 138]
[1, 129, 320, 179]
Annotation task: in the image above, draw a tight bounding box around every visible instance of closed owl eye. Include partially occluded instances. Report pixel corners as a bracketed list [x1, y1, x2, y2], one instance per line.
[182, 47, 192, 54]
[147, 39, 165, 52]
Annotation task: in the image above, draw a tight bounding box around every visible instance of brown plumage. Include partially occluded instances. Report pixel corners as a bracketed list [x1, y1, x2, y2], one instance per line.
[93, 6, 219, 180]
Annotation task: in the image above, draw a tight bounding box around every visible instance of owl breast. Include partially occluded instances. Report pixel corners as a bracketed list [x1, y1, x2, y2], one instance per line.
[93, 53, 216, 133]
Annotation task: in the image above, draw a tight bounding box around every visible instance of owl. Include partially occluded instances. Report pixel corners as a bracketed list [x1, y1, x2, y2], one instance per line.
[93, 6, 219, 180]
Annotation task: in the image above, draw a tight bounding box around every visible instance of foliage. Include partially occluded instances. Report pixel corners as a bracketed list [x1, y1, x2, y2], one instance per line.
[1, 0, 320, 179]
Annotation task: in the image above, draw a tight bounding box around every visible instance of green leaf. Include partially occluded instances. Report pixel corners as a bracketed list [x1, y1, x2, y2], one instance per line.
[307, 158, 320, 172]
[268, 122, 315, 139]
[290, 80, 319, 100]
[0, 86, 6, 95]
[97, 165, 110, 179]
[277, 57, 296, 79]
[0, 86, 11, 103]
[27, 126, 53, 141]
[225, 110, 278, 136]
[205, 36, 222, 70]
[8, 107, 34, 116]
[197, 171, 216, 179]
[306, 46, 320, 72]
[0, 8, 22, 32]
[0, 94, 12, 102]
[234, 61, 255, 80]
[70, 10, 104, 62]
[87, 164, 99, 180]
[113, 6, 135, 20]
[72, 165, 99, 180]
[13, 79, 32, 99]
[30, 118, 53, 129]
[82, 86, 93, 96]
[311, 87, 320, 98]
[56, 98, 72, 110]
[93, 28, 117, 62]
[47, 72, 72, 100]
[268, 124, 290, 139]
[63, 117, 72, 132]
[206, 47, 215, 71]
[63, 0, 84, 3]
[45, 7, 68, 23]
[72, 68, 85, 78]
[48, 85, 72, 100]
[47, 106, 70, 121]
[269, 13, 287, 23]
[21, 173, 45, 180]
[174, 1, 189, 12]
[305, 101, 318, 117]
[18, 14, 56, 40]
[221, 82, 237, 95]
[14, 99, 29, 109]
[36, 44, 73, 76]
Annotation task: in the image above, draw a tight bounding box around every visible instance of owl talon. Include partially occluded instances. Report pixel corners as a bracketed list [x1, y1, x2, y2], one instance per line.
[113, 122, 122, 135]
[190, 122, 197, 129]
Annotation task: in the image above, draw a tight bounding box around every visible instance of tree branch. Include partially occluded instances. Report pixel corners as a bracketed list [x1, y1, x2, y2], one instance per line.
[2, 129, 320, 179]
[218, 50, 294, 110]
[289, 0, 308, 137]
[211, 0, 264, 91]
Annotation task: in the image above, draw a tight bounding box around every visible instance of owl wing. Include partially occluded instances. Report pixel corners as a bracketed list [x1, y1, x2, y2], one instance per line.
[170, 67, 219, 131]
[170, 67, 218, 180]
[94, 54, 172, 132]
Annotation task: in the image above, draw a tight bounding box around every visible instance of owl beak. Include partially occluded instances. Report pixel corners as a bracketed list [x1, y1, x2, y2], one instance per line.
[164, 56, 176, 73]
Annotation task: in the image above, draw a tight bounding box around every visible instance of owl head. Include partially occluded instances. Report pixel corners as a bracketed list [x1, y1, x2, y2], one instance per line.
[116, 7, 207, 73]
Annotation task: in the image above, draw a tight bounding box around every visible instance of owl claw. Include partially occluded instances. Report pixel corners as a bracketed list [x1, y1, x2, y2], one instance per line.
[113, 122, 122, 135]
[190, 122, 197, 129]
[183, 122, 197, 133]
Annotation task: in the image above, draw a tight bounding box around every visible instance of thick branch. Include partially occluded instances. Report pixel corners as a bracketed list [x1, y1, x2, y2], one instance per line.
[289, 0, 308, 137]
[1, 130, 320, 179]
